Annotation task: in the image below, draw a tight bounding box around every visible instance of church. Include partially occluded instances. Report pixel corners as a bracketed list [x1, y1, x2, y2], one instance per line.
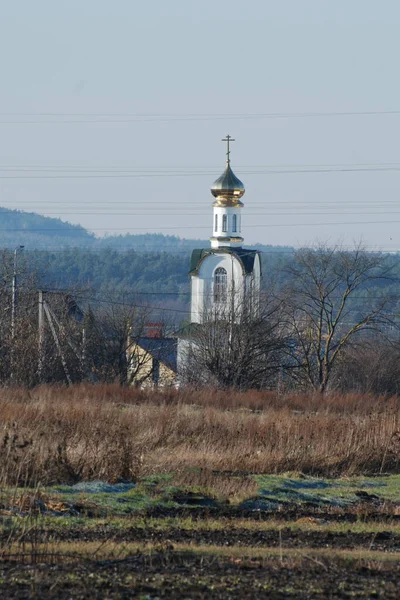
[188, 135, 261, 323]
[128, 136, 261, 387]
[177, 136, 262, 380]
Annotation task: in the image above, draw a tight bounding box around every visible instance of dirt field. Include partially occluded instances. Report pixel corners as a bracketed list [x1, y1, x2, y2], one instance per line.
[1, 475, 400, 598]
[1, 550, 400, 599]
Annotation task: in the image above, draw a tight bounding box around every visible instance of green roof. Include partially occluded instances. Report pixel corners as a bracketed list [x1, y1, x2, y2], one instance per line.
[189, 247, 261, 276]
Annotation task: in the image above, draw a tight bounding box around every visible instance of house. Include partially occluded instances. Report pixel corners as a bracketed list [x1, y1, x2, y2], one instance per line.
[127, 322, 177, 387]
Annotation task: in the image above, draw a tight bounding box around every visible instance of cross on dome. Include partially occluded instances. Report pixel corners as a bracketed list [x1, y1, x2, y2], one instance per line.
[211, 135, 244, 200]
[222, 134, 235, 164]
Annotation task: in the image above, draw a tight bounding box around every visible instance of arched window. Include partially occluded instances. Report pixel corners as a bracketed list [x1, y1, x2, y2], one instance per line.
[214, 214, 218, 232]
[232, 214, 237, 232]
[222, 214, 227, 232]
[214, 267, 227, 302]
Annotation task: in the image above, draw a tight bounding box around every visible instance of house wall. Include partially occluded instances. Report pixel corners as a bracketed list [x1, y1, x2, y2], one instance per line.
[127, 344, 176, 388]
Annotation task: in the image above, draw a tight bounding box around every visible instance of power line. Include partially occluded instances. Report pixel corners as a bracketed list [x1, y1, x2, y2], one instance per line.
[75, 289, 400, 299]
[19, 247, 391, 255]
[76, 295, 190, 315]
[10, 250, 399, 257]
[0, 109, 400, 123]
[45, 287, 400, 303]
[5, 220, 400, 232]
[3, 210, 400, 217]
[0, 161, 400, 170]
[1, 166, 400, 179]
[3, 238, 400, 254]
[3, 201, 400, 208]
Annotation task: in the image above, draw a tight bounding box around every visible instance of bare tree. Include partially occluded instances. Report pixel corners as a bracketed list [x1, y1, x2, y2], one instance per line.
[0, 251, 85, 385]
[0, 251, 179, 387]
[82, 292, 177, 386]
[179, 290, 287, 389]
[282, 243, 396, 393]
[333, 336, 400, 395]
[0, 250, 40, 385]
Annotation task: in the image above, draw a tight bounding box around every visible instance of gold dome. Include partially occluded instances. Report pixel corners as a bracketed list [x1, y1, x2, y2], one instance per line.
[211, 162, 245, 199]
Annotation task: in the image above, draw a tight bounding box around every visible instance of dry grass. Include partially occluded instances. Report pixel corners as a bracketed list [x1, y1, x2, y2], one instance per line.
[167, 468, 259, 502]
[3, 540, 400, 565]
[0, 384, 399, 485]
[7, 383, 400, 413]
[112, 515, 400, 535]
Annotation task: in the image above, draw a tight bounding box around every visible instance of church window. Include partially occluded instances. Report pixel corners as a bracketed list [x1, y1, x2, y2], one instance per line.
[222, 214, 227, 232]
[214, 267, 227, 302]
[233, 214, 237, 232]
[215, 214, 218, 232]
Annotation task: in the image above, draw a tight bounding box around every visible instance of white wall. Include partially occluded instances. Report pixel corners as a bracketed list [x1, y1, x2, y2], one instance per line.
[191, 252, 250, 323]
[211, 206, 243, 248]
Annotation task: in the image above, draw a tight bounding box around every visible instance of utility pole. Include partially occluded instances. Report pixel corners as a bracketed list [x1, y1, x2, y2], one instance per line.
[43, 301, 72, 385]
[81, 327, 86, 379]
[38, 290, 45, 382]
[11, 245, 24, 340]
[10, 245, 24, 381]
[38, 291, 74, 386]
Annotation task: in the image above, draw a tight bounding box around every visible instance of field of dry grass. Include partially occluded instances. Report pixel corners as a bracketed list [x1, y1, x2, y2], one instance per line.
[1, 384, 399, 486]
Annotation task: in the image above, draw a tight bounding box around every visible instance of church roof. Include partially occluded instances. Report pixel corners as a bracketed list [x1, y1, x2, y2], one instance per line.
[211, 162, 245, 199]
[189, 247, 260, 276]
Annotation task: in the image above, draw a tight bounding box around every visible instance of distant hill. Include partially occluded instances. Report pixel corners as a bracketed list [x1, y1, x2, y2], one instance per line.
[95, 232, 293, 254]
[0, 207, 293, 254]
[0, 207, 94, 248]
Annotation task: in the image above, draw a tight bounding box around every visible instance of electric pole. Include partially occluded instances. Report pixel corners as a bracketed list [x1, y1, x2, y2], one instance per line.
[11, 245, 24, 340]
[10, 245, 24, 381]
[38, 290, 45, 382]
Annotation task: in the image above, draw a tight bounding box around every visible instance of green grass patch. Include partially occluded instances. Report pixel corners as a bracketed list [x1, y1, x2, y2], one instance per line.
[1, 473, 399, 523]
[255, 473, 400, 507]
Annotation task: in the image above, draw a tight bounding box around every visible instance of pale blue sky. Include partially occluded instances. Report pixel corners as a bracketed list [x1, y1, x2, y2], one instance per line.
[1, 0, 400, 247]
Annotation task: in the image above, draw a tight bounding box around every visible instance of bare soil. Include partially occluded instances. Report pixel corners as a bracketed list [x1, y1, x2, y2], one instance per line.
[1, 551, 400, 599]
[6, 524, 400, 552]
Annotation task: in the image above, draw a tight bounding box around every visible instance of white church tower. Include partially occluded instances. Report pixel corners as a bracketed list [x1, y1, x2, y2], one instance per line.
[189, 136, 261, 323]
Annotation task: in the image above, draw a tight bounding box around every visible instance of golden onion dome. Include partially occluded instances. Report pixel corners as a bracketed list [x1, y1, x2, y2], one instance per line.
[211, 162, 245, 199]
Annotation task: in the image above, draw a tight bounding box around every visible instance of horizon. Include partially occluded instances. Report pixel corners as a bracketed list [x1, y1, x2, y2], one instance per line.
[2, 204, 400, 254]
